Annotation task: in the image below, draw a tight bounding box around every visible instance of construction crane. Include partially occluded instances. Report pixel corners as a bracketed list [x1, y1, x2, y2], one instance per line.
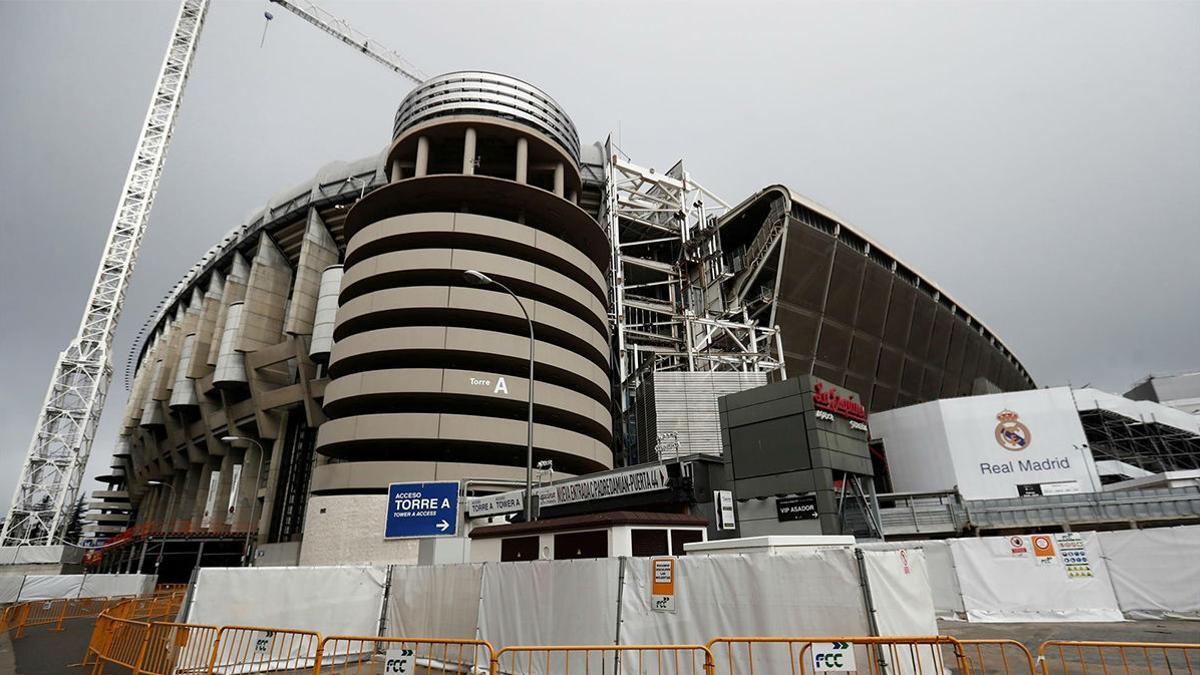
[264, 0, 425, 84]
[2, 0, 423, 546]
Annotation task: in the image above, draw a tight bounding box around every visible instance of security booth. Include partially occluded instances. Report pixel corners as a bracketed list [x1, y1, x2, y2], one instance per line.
[468, 511, 709, 562]
[718, 375, 881, 538]
[462, 461, 726, 561]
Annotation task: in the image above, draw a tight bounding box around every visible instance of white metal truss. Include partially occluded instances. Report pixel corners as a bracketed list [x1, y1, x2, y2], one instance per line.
[1, 0, 211, 545]
[267, 0, 426, 84]
[600, 137, 787, 450]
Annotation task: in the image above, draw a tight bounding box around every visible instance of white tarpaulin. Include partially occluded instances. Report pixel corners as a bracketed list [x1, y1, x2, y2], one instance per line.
[859, 541, 965, 619]
[862, 549, 940, 675]
[949, 534, 1123, 622]
[189, 565, 386, 669]
[16, 574, 84, 600]
[620, 551, 871, 674]
[386, 563, 483, 639]
[79, 574, 156, 599]
[0, 545, 66, 565]
[1097, 525, 1200, 618]
[861, 549, 938, 636]
[478, 558, 619, 672]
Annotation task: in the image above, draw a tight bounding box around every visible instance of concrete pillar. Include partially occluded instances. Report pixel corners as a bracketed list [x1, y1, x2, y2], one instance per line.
[191, 460, 214, 529]
[568, 190, 578, 204]
[515, 137, 528, 184]
[177, 464, 201, 531]
[234, 443, 263, 533]
[210, 451, 235, 533]
[462, 127, 477, 175]
[414, 136, 429, 177]
[390, 158, 401, 182]
[553, 162, 565, 197]
[256, 412, 290, 543]
[139, 490, 158, 526]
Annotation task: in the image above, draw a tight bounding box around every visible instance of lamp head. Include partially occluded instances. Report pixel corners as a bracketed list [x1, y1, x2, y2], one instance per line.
[463, 270, 492, 286]
[221, 435, 241, 443]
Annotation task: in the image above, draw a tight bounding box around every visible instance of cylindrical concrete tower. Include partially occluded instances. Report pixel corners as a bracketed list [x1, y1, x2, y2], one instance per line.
[314, 72, 613, 498]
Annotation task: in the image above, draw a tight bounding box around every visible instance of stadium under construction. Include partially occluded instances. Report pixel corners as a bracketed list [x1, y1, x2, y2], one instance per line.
[69, 69, 1063, 576]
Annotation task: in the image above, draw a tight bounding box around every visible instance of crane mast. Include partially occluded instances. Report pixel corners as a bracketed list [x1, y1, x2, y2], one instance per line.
[3, 0, 424, 546]
[2, 0, 211, 545]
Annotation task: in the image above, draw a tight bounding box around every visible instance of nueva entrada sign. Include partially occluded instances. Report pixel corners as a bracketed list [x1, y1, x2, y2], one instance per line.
[467, 465, 670, 518]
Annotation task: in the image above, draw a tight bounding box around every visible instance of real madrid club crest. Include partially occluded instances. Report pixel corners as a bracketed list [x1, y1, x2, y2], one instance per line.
[994, 409, 1031, 451]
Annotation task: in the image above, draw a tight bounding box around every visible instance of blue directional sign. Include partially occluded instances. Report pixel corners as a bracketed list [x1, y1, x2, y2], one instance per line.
[384, 481, 460, 539]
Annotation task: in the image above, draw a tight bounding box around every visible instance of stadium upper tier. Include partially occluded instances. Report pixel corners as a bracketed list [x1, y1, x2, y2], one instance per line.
[104, 70, 1033, 550]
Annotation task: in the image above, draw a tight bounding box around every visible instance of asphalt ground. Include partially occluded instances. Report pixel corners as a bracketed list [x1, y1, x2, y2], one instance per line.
[7, 618, 100, 675]
[940, 619, 1200, 675]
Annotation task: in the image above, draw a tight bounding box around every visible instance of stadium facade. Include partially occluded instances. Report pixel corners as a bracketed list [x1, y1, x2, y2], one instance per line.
[86, 71, 1038, 565]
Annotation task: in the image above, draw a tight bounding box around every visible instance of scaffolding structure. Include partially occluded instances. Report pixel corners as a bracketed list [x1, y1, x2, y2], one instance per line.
[1080, 409, 1200, 473]
[600, 139, 786, 460]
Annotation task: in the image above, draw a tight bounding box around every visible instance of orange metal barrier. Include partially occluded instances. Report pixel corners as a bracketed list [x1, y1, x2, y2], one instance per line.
[204, 624, 322, 674]
[89, 615, 152, 675]
[138, 621, 220, 675]
[314, 635, 496, 674]
[961, 640, 1037, 675]
[494, 644, 716, 675]
[1038, 640, 1200, 675]
[8, 595, 138, 638]
[706, 635, 970, 675]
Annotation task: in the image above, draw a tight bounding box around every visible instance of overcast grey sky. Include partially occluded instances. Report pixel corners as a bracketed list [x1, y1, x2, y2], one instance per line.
[1, 0, 1197, 513]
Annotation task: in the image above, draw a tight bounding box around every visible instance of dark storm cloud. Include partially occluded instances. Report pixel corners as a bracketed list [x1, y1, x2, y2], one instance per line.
[1, 0, 1197, 510]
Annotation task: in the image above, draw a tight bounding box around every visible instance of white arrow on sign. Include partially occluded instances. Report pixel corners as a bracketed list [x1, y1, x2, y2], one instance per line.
[436, 519, 450, 532]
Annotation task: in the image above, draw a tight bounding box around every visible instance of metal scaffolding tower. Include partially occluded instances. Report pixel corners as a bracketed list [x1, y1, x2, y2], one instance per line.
[2, 0, 211, 545]
[601, 139, 787, 459]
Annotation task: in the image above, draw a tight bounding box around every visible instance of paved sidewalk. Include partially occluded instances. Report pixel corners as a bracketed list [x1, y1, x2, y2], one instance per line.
[0, 629, 16, 675]
[940, 618, 1200, 651]
[8, 620, 95, 675]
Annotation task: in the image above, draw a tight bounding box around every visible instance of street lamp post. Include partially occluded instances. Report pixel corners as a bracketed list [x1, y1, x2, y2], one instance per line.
[463, 270, 536, 522]
[222, 436, 266, 567]
[145, 480, 175, 578]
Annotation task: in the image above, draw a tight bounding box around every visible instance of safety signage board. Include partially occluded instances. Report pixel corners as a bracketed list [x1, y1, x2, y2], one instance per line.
[811, 641, 856, 671]
[384, 648, 415, 673]
[651, 557, 676, 613]
[1008, 535, 1029, 557]
[1031, 534, 1056, 566]
[385, 481, 460, 539]
[1055, 532, 1094, 578]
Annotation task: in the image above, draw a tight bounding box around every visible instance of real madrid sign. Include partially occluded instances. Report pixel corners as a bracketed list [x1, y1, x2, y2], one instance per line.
[994, 410, 1031, 451]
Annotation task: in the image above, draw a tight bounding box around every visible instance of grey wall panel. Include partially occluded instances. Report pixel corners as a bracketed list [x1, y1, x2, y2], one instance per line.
[213, 302, 248, 386]
[308, 265, 343, 361]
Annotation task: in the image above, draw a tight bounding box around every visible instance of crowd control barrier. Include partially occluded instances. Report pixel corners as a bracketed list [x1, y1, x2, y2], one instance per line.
[204, 625, 321, 674]
[1038, 640, 1200, 675]
[493, 644, 716, 675]
[139, 621, 221, 675]
[88, 615, 152, 674]
[314, 635, 496, 674]
[705, 635, 969, 675]
[67, 597, 1200, 675]
[960, 640, 1037, 675]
